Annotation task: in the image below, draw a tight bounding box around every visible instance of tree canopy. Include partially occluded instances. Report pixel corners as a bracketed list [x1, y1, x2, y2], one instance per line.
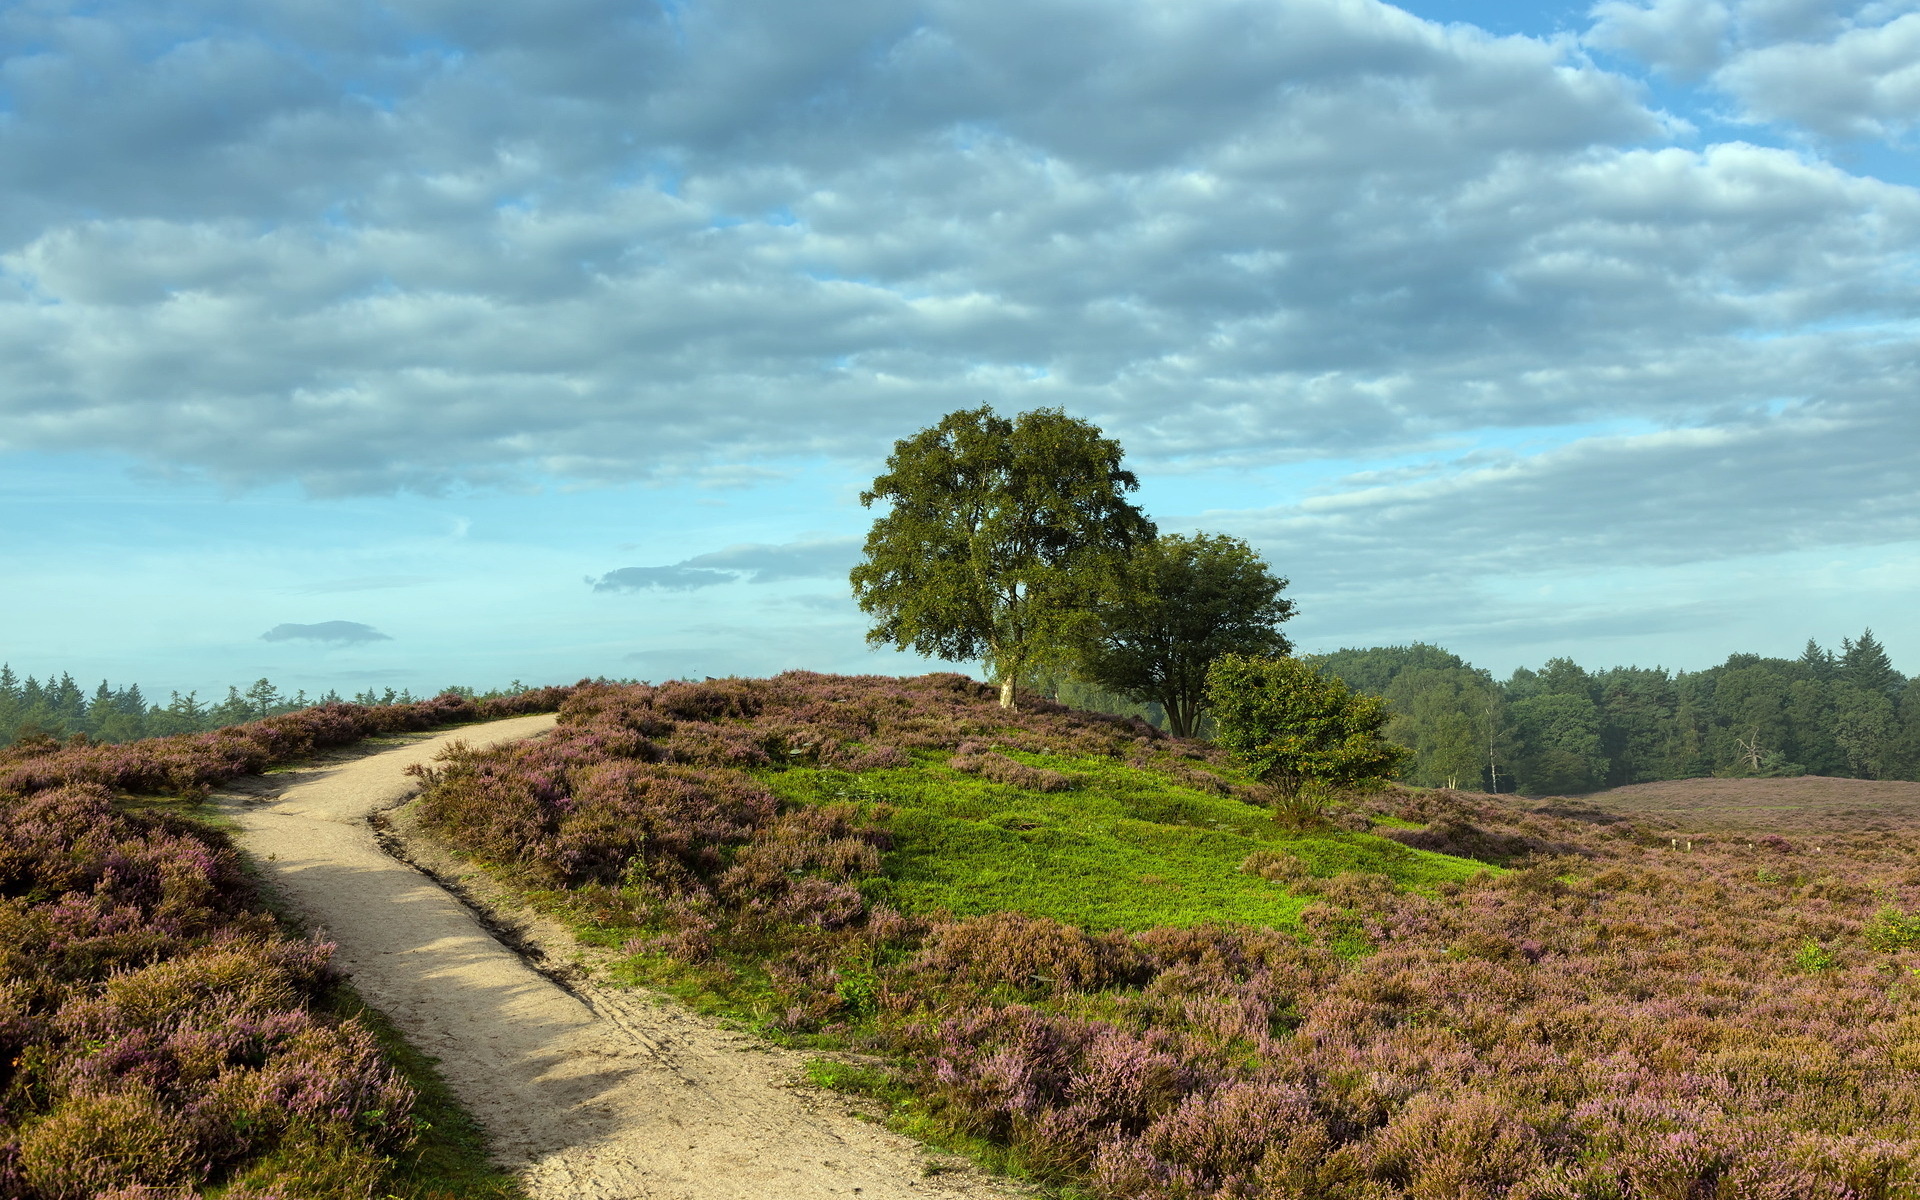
[1205, 654, 1409, 826]
[849, 406, 1155, 708]
[1071, 533, 1294, 736]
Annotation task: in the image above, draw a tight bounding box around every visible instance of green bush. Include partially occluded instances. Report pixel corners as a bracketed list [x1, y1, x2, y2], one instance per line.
[1865, 905, 1920, 953]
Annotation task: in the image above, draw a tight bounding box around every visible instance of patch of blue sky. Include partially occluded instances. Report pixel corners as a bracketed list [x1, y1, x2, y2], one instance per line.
[1388, 0, 1594, 38]
[1823, 139, 1920, 190]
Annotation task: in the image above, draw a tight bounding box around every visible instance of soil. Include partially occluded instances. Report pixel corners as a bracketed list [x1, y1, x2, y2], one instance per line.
[1563, 774, 1920, 834]
[216, 716, 1022, 1200]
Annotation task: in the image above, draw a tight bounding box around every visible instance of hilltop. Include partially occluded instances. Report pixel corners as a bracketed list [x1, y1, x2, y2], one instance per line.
[406, 671, 1920, 1200]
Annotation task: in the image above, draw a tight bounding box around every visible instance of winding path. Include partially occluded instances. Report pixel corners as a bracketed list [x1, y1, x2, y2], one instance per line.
[220, 716, 1012, 1200]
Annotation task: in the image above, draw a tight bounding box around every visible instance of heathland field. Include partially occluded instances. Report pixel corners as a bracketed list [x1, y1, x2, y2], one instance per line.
[3, 673, 1919, 1198]
[412, 673, 1920, 1199]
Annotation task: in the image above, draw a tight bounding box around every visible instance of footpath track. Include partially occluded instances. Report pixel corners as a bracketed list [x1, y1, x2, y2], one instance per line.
[220, 715, 1012, 1200]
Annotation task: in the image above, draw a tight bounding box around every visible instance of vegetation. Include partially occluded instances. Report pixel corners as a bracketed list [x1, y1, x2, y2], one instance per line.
[1071, 533, 1295, 737]
[1316, 630, 1920, 794]
[408, 671, 1920, 1198]
[0, 685, 575, 1199]
[850, 406, 1155, 709]
[1207, 655, 1409, 829]
[0, 685, 576, 799]
[0, 664, 535, 749]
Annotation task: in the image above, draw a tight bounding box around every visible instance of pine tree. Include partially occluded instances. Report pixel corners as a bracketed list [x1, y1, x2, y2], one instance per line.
[1797, 638, 1834, 680]
[1840, 629, 1903, 700]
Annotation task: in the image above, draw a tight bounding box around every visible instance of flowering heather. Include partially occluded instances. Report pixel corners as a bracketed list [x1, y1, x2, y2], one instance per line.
[416, 672, 1920, 1198]
[0, 684, 575, 799]
[0, 785, 415, 1199]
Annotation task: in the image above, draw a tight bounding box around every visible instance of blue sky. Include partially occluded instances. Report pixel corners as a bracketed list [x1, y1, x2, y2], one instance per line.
[3, 0, 1919, 701]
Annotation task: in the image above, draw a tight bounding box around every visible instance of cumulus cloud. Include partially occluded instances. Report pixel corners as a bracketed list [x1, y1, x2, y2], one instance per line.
[6, 0, 1912, 498]
[592, 537, 860, 592]
[260, 620, 392, 644]
[1588, 0, 1733, 78]
[1716, 11, 1920, 137]
[1588, 0, 1920, 138]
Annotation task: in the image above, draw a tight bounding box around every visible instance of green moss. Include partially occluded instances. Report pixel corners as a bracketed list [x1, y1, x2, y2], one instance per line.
[761, 751, 1487, 933]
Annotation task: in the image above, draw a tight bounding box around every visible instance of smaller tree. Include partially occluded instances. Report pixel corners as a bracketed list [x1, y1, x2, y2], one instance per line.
[1070, 533, 1294, 737]
[1205, 654, 1409, 827]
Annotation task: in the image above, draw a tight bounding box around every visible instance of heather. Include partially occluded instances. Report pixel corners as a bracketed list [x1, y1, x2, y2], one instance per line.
[410, 670, 1920, 1197]
[0, 783, 418, 1199]
[0, 686, 578, 1198]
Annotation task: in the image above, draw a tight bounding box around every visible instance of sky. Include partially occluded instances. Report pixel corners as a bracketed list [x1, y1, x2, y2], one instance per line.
[3, 0, 1918, 701]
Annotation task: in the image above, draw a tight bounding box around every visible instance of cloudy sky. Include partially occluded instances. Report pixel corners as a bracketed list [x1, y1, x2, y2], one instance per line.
[3, 0, 1917, 700]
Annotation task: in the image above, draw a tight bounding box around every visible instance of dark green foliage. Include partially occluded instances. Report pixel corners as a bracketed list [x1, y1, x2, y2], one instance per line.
[1205, 656, 1409, 826]
[1311, 629, 1916, 795]
[850, 406, 1154, 708]
[1070, 533, 1295, 737]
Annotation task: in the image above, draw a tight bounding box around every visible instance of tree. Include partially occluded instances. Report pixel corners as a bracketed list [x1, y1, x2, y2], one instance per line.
[1069, 533, 1294, 736]
[850, 406, 1155, 709]
[1840, 628, 1904, 700]
[1508, 692, 1606, 794]
[1205, 654, 1409, 827]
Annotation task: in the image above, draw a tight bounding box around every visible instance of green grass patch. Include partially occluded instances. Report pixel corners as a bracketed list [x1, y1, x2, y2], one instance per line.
[762, 750, 1487, 933]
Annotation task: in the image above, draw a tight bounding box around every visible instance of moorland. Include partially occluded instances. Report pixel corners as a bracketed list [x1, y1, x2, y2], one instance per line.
[0, 670, 1918, 1197]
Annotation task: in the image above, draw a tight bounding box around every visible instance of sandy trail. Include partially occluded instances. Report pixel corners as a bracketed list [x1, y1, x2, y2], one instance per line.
[219, 716, 1015, 1200]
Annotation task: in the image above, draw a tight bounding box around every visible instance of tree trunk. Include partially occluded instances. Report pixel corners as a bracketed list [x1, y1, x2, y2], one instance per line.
[999, 675, 1017, 710]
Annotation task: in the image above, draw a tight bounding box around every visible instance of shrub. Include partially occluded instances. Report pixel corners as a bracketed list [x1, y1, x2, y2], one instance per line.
[1864, 905, 1920, 952]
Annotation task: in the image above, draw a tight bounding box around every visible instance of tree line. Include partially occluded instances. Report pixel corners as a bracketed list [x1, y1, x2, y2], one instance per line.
[1314, 632, 1920, 794]
[0, 665, 457, 748]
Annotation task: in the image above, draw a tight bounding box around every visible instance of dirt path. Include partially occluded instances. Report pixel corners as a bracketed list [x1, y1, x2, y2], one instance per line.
[219, 716, 1018, 1200]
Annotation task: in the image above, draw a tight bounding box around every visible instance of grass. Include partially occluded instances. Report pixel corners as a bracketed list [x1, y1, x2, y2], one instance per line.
[762, 749, 1489, 933]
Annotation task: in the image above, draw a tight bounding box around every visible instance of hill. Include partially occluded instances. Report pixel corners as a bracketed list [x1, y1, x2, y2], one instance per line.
[407, 671, 1920, 1200]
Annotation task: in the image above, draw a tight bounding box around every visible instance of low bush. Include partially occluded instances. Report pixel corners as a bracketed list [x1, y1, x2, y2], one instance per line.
[0, 785, 416, 1199]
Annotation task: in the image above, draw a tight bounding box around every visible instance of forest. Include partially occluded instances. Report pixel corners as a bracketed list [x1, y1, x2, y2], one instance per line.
[0, 665, 448, 747]
[1314, 629, 1919, 794]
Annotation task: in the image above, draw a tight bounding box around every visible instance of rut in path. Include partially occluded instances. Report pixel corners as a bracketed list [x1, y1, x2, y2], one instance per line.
[220, 715, 1017, 1200]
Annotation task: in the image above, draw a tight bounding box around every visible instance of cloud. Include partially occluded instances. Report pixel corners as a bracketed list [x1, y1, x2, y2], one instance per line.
[1715, 12, 1920, 138]
[259, 620, 393, 644]
[592, 537, 861, 592]
[590, 565, 739, 592]
[681, 538, 862, 583]
[1587, 0, 1733, 78]
[1587, 0, 1920, 139]
[8, 0, 1913, 499]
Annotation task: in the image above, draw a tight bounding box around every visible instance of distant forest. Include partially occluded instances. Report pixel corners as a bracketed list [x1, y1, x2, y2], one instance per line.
[0, 666, 445, 747]
[1309, 630, 1918, 795]
[1047, 629, 1918, 795]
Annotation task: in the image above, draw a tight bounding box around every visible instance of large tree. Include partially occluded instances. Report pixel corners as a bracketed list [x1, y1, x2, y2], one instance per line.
[851, 406, 1155, 708]
[1070, 533, 1294, 736]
